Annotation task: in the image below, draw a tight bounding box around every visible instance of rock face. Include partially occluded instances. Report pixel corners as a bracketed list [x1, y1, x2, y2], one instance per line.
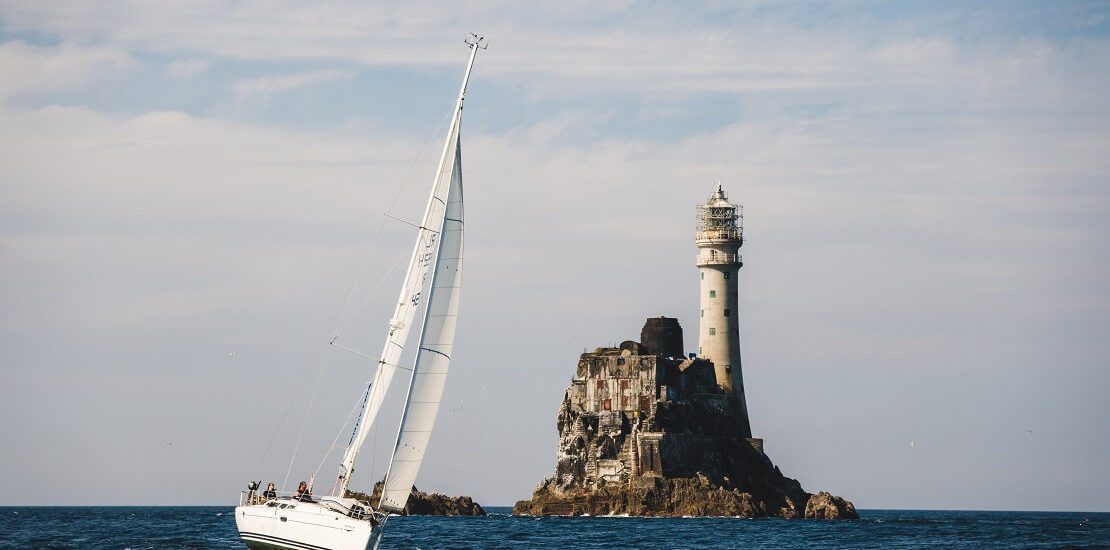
[348, 482, 486, 516]
[512, 333, 857, 519]
[805, 491, 859, 520]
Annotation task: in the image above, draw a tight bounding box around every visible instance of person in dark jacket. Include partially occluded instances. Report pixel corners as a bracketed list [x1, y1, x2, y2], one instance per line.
[294, 481, 313, 502]
[263, 482, 277, 499]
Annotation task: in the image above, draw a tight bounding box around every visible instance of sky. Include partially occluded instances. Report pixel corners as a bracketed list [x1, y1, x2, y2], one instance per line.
[1, 1, 1108, 511]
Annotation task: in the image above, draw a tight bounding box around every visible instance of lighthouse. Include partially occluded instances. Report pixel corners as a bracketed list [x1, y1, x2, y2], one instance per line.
[696, 184, 752, 437]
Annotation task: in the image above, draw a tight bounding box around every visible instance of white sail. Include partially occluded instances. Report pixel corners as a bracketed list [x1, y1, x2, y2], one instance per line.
[380, 136, 465, 512]
[336, 41, 480, 496]
[336, 122, 457, 491]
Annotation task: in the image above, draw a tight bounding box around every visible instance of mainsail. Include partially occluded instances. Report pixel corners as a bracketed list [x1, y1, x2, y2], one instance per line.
[381, 136, 464, 512]
[336, 40, 479, 497]
[335, 129, 455, 493]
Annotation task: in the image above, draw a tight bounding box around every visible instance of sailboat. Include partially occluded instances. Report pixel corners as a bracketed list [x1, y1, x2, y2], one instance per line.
[235, 34, 485, 550]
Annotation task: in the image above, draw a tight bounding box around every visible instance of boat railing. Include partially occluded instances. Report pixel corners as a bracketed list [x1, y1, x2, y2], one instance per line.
[238, 490, 303, 507]
[238, 490, 376, 521]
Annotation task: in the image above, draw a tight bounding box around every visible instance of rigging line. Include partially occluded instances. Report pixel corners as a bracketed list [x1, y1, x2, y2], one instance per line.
[329, 213, 390, 338]
[311, 387, 365, 493]
[379, 89, 456, 223]
[330, 343, 414, 372]
[279, 266, 371, 491]
[330, 73, 453, 332]
[269, 334, 331, 493]
[282, 341, 329, 493]
[333, 73, 457, 338]
[253, 328, 335, 475]
[330, 245, 409, 339]
[382, 212, 441, 234]
[274, 217, 395, 490]
[328, 90, 452, 339]
[271, 151, 409, 484]
[270, 254, 387, 492]
[252, 362, 311, 474]
[370, 407, 378, 495]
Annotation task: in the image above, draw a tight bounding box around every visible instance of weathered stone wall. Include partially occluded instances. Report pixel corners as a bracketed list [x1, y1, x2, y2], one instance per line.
[515, 337, 858, 519]
[555, 347, 722, 490]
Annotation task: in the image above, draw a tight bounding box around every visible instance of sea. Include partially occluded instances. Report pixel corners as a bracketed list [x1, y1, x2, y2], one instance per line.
[1, 507, 1106, 549]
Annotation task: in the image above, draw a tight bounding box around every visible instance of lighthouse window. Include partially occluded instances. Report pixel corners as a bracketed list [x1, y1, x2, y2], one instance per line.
[724, 309, 730, 317]
[723, 271, 730, 280]
[700, 309, 704, 318]
[709, 290, 716, 298]
[708, 328, 716, 336]
[701, 272, 704, 280]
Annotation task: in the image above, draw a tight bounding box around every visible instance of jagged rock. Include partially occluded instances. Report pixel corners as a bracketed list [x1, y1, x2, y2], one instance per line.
[347, 482, 486, 516]
[804, 491, 859, 519]
[512, 337, 857, 519]
[515, 477, 771, 517]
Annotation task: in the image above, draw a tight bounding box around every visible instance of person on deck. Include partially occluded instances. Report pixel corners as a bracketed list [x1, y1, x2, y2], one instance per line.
[295, 481, 313, 502]
[263, 482, 277, 500]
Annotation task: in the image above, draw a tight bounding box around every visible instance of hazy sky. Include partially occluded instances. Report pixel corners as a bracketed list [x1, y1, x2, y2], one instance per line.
[1, 1, 1108, 511]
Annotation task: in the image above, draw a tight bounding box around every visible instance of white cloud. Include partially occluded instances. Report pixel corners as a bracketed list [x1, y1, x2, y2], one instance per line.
[164, 57, 211, 79]
[0, 40, 132, 100]
[1, 1, 1101, 98]
[230, 69, 353, 99]
[3, 79, 1108, 505]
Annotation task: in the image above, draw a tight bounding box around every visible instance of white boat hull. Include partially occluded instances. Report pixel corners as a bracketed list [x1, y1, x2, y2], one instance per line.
[235, 501, 377, 550]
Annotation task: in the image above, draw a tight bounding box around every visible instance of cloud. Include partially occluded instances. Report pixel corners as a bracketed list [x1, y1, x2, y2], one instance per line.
[0, 40, 132, 100]
[230, 69, 353, 99]
[1, 0, 1109, 510]
[1, 1, 1103, 98]
[164, 57, 211, 79]
[3, 72, 1108, 505]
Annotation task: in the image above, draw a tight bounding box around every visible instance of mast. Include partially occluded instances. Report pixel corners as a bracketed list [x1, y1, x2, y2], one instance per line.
[378, 34, 483, 513]
[335, 35, 486, 497]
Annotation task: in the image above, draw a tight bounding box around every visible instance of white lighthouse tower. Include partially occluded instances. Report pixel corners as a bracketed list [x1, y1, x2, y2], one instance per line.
[696, 184, 752, 437]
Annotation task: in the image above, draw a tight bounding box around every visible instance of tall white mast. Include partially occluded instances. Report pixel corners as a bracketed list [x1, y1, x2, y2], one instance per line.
[335, 35, 485, 497]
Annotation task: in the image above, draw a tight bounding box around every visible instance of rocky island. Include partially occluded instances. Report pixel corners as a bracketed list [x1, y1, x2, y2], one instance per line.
[347, 482, 486, 516]
[513, 187, 857, 519]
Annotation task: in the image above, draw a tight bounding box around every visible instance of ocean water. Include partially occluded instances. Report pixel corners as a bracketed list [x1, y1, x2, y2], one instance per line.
[0, 506, 1106, 549]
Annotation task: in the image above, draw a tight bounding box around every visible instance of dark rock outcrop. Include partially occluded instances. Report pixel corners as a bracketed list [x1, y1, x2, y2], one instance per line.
[511, 342, 857, 519]
[804, 491, 859, 519]
[347, 482, 486, 516]
[515, 475, 808, 518]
